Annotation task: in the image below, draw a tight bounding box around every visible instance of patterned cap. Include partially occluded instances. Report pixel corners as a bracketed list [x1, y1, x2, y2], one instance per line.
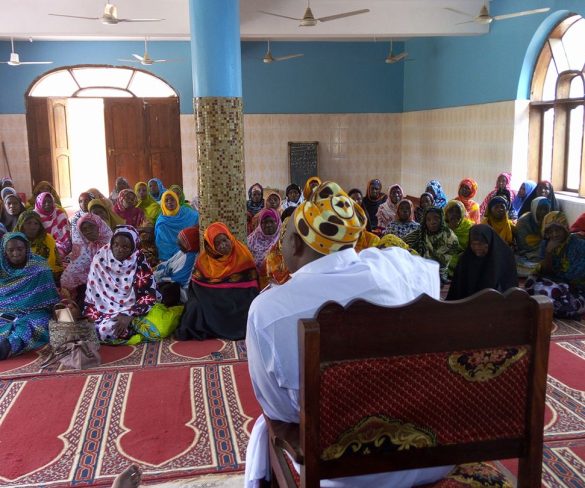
[293, 181, 367, 255]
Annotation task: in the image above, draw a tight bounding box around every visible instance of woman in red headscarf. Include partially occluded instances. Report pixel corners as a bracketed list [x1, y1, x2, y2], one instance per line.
[175, 222, 259, 341]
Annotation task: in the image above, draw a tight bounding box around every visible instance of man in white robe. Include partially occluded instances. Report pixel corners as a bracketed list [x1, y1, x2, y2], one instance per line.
[245, 182, 452, 487]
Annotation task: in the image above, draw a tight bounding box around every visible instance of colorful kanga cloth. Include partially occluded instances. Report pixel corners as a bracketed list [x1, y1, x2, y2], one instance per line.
[61, 213, 113, 291]
[479, 172, 517, 219]
[455, 178, 481, 224]
[385, 198, 420, 239]
[376, 233, 418, 255]
[154, 225, 200, 289]
[0, 232, 60, 358]
[247, 208, 282, 268]
[444, 199, 474, 276]
[14, 210, 63, 275]
[135, 181, 161, 224]
[113, 189, 147, 227]
[425, 180, 448, 208]
[264, 217, 292, 286]
[84, 225, 158, 342]
[35, 192, 72, 257]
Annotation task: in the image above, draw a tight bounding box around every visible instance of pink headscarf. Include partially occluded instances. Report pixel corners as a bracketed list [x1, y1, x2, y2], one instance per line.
[113, 189, 146, 228]
[247, 208, 282, 267]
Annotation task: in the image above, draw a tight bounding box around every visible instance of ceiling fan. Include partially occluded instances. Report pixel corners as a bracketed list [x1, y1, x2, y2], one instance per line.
[445, 2, 550, 26]
[385, 41, 409, 64]
[259, 0, 370, 27]
[262, 41, 304, 64]
[118, 38, 180, 66]
[0, 38, 53, 67]
[49, 2, 164, 25]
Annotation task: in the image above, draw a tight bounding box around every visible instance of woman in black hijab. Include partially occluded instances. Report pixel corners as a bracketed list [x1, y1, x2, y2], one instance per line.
[446, 224, 518, 300]
[518, 180, 558, 217]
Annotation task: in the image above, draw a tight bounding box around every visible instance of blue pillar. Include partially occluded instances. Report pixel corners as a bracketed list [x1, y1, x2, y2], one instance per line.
[189, 0, 247, 241]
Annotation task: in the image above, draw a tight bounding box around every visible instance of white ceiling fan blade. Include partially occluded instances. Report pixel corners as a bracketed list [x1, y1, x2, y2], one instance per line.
[18, 61, 53, 65]
[117, 18, 165, 22]
[132, 54, 144, 61]
[456, 20, 476, 25]
[273, 53, 304, 62]
[48, 13, 100, 20]
[393, 52, 408, 62]
[258, 10, 301, 21]
[444, 7, 474, 18]
[317, 9, 370, 22]
[493, 8, 550, 21]
[118, 59, 140, 63]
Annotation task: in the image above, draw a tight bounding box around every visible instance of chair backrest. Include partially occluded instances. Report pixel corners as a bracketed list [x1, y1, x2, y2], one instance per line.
[298, 288, 552, 488]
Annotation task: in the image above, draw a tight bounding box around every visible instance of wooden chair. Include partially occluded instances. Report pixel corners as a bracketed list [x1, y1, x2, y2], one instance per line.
[265, 288, 553, 488]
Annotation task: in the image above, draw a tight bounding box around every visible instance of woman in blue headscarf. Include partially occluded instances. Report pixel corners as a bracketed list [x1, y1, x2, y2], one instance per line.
[155, 190, 199, 261]
[425, 180, 448, 208]
[148, 178, 167, 203]
[0, 232, 59, 360]
[511, 180, 537, 218]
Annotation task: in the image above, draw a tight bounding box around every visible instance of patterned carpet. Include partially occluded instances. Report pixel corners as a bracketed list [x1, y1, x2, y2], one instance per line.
[0, 339, 261, 487]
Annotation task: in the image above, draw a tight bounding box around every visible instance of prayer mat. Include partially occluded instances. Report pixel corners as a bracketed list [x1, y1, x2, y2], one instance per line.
[551, 317, 585, 340]
[0, 362, 261, 487]
[0, 338, 247, 380]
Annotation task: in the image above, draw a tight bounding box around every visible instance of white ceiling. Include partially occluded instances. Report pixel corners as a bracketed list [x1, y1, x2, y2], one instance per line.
[0, 0, 489, 41]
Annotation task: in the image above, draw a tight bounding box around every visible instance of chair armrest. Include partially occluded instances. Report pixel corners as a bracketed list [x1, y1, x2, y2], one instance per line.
[265, 417, 304, 464]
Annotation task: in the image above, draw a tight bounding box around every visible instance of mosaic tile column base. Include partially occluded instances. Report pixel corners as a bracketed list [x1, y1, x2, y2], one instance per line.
[194, 96, 247, 242]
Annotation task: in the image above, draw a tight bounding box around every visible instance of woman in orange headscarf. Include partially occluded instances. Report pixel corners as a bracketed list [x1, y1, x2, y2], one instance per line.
[175, 222, 259, 341]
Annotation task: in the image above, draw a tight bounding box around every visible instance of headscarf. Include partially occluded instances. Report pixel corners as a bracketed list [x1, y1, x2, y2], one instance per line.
[515, 197, 551, 257]
[88, 198, 125, 230]
[134, 181, 161, 224]
[70, 192, 92, 244]
[376, 184, 404, 230]
[482, 195, 515, 246]
[385, 199, 421, 239]
[293, 181, 367, 255]
[195, 222, 256, 281]
[113, 189, 146, 228]
[1, 194, 25, 232]
[247, 183, 265, 216]
[265, 191, 282, 211]
[570, 212, 585, 235]
[155, 190, 199, 261]
[479, 172, 516, 217]
[14, 210, 62, 273]
[1, 177, 13, 189]
[34, 192, 71, 256]
[361, 179, 388, 229]
[302, 176, 322, 200]
[1, 187, 16, 202]
[519, 180, 559, 217]
[414, 192, 435, 223]
[265, 217, 292, 286]
[60, 213, 113, 290]
[541, 211, 569, 238]
[376, 233, 418, 255]
[511, 180, 537, 216]
[0, 232, 59, 315]
[109, 176, 130, 203]
[28, 181, 62, 207]
[446, 224, 519, 300]
[444, 200, 474, 248]
[169, 185, 190, 208]
[455, 178, 480, 224]
[87, 187, 108, 202]
[281, 184, 304, 211]
[247, 208, 282, 267]
[354, 229, 380, 253]
[148, 178, 167, 203]
[178, 225, 200, 252]
[425, 180, 448, 208]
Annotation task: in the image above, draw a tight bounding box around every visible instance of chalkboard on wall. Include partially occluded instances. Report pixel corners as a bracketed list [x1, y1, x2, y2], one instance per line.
[288, 141, 318, 188]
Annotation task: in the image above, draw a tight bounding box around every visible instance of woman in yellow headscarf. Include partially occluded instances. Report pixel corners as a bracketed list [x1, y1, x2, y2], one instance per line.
[88, 198, 125, 230]
[175, 222, 259, 341]
[481, 195, 515, 247]
[302, 176, 322, 200]
[134, 181, 161, 224]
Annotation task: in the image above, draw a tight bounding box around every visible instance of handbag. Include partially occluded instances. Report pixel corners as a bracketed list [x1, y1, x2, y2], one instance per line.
[41, 339, 101, 370]
[48, 300, 100, 350]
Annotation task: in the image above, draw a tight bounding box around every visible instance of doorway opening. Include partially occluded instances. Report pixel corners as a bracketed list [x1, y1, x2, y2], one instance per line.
[26, 65, 182, 208]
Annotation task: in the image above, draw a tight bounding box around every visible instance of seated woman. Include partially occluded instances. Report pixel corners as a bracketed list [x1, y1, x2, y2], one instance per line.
[85, 225, 158, 343]
[14, 210, 63, 278]
[515, 197, 551, 277]
[265, 191, 281, 212]
[35, 192, 72, 257]
[511, 180, 537, 218]
[109, 176, 130, 204]
[113, 189, 148, 228]
[134, 181, 161, 224]
[88, 198, 125, 230]
[454, 178, 480, 224]
[525, 212, 585, 319]
[155, 190, 199, 261]
[425, 179, 448, 208]
[481, 195, 515, 247]
[247, 208, 281, 288]
[1, 187, 16, 202]
[361, 179, 387, 231]
[70, 192, 92, 243]
[168, 184, 191, 209]
[61, 214, 113, 307]
[1, 193, 26, 232]
[403, 207, 459, 283]
[480, 172, 517, 219]
[377, 184, 404, 230]
[27, 180, 62, 208]
[0, 232, 60, 360]
[154, 225, 200, 303]
[246, 183, 265, 234]
[444, 199, 474, 276]
[148, 178, 166, 203]
[385, 198, 420, 238]
[414, 191, 434, 223]
[446, 224, 518, 300]
[264, 217, 292, 285]
[175, 222, 259, 341]
[280, 184, 303, 212]
[518, 180, 559, 216]
[302, 176, 322, 200]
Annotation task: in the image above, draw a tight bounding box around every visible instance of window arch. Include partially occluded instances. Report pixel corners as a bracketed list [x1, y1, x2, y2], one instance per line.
[530, 15, 585, 196]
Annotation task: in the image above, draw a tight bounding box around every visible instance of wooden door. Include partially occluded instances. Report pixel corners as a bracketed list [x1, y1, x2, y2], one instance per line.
[103, 98, 148, 190]
[26, 97, 53, 189]
[144, 98, 183, 187]
[48, 99, 72, 199]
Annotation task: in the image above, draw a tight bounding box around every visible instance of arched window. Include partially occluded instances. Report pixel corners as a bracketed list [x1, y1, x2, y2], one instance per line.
[530, 15, 585, 196]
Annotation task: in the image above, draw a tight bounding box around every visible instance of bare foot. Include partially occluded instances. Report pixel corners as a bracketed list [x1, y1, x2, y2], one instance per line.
[112, 465, 141, 488]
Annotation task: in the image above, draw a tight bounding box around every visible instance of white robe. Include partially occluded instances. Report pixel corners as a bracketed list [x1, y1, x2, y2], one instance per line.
[245, 246, 453, 487]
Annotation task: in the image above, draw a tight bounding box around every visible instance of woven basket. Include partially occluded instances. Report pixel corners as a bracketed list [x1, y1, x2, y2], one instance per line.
[48, 319, 100, 350]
